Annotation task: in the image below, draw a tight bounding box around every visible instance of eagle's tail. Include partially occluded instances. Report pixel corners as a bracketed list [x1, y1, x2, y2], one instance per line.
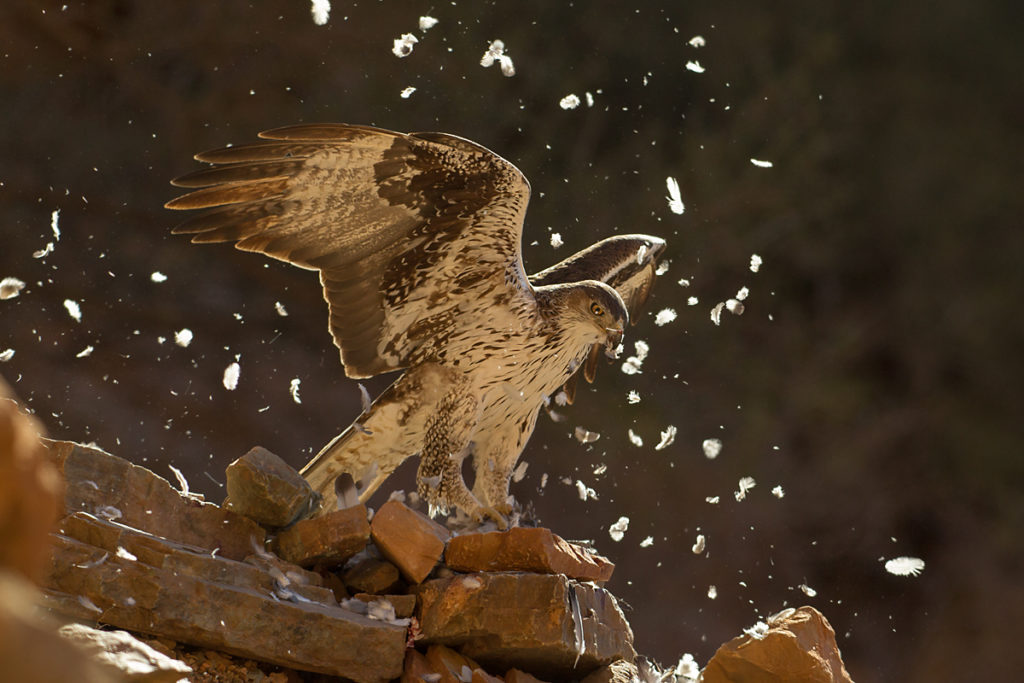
[300, 419, 395, 517]
[299, 374, 430, 516]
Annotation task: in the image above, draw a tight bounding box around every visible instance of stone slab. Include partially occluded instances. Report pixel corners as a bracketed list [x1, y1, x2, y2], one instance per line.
[371, 501, 449, 584]
[43, 517, 405, 682]
[45, 439, 265, 562]
[445, 527, 614, 582]
[417, 572, 635, 679]
[272, 504, 370, 567]
[344, 557, 401, 594]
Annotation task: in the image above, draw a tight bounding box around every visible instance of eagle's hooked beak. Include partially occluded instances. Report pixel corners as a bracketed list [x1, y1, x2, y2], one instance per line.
[605, 327, 624, 358]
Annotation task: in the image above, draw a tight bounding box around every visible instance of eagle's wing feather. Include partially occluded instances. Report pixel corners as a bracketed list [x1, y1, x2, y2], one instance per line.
[529, 234, 665, 402]
[166, 124, 532, 378]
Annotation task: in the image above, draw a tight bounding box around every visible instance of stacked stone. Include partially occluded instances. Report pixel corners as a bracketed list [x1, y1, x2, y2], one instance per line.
[39, 442, 636, 682]
[31, 439, 854, 683]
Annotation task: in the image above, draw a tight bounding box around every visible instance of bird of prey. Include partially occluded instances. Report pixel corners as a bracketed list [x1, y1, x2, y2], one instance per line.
[166, 123, 665, 526]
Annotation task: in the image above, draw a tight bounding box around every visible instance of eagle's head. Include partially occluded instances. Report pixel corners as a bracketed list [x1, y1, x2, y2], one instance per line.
[540, 280, 629, 357]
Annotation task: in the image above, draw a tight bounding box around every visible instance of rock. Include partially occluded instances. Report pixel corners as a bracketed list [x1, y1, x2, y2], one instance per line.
[272, 505, 370, 567]
[344, 557, 402, 594]
[401, 648, 435, 683]
[473, 669, 506, 683]
[54, 511, 335, 606]
[244, 551, 327, 592]
[353, 593, 418, 618]
[417, 572, 635, 679]
[0, 393, 63, 582]
[402, 645, 505, 683]
[134, 637, 179, 661]
[580, 660, 640, 683]
[425, 643, 484, 683]
[59, 623, 192, 682]
[45, 439, 265, 562]
[445, 527, 614, 582]
[701, 606, 854, 683]
[371, 501, 449, 583]
[225, 446, 315, 527]
[42, 512, 406, 682]
[505, 669, 549, 683]
[317, 567, 350, 602]
[0, 569, 122, 683]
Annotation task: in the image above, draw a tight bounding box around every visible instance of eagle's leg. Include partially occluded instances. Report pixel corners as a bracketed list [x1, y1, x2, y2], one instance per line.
[418, 388, 507, 529]
[470, 457, 514, 516]
[470, 408, 541, 517]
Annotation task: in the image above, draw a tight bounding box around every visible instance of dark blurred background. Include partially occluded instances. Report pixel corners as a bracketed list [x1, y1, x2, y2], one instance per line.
[2, 1, 1022, 680]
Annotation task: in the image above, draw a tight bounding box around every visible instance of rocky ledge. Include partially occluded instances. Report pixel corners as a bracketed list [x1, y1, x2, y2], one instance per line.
[1, 390, 854, 682]
[40, 441, 636, 682]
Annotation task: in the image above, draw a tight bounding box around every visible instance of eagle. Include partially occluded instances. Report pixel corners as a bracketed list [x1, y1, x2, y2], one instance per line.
[166, 124, 665, 527]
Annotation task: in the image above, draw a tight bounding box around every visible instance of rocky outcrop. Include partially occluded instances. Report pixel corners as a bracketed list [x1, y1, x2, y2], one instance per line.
[702, 606, 854, 683]
[43, 510, 406, 682]
[16, 436, 855, 682]
[48, 439, 265, 562]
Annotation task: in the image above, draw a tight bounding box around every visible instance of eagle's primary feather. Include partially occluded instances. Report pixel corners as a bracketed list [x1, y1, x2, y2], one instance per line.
[167, 123, 665, 526]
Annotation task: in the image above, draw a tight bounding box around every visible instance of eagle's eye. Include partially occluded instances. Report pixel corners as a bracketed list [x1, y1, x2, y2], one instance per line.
[590, 302, 604, 316]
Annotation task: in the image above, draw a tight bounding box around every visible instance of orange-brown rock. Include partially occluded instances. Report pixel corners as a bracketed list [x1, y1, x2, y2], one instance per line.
[473, 668, 505, 683]
[45, 439, 265, 562]
[401, 649, 435, 683]
[417, 572, 635, 679]
[318, 568, 349, 602]
[446, 527, 614, 582]
[702, 606, 854, 683]
[344, 557, 402, 594]
[42, 512, 405, 682]
[505, 668, 549, 683]
[0, 570, 120, 683]
[402, 646, 505, 683]
[243, 551, 326, 592]
[371, 501, 449, 583]
[426, 644, 484, 683]
[0, 394, 63, 582]
[272, 505, 370, 567]
[225, 446, 315, 527]
[353, 593, 417, 618]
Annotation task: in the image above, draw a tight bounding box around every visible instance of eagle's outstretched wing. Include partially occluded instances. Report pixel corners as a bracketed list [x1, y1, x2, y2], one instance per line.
[166, 124, 532, 378]
[529, 234, 665, 403]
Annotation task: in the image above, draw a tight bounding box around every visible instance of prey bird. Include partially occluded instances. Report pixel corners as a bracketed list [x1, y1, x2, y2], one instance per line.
[166, 123, 665, 527]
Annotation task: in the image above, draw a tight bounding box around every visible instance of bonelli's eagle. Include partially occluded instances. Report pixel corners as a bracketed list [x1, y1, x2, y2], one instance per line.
[167, 124, 664, 527]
